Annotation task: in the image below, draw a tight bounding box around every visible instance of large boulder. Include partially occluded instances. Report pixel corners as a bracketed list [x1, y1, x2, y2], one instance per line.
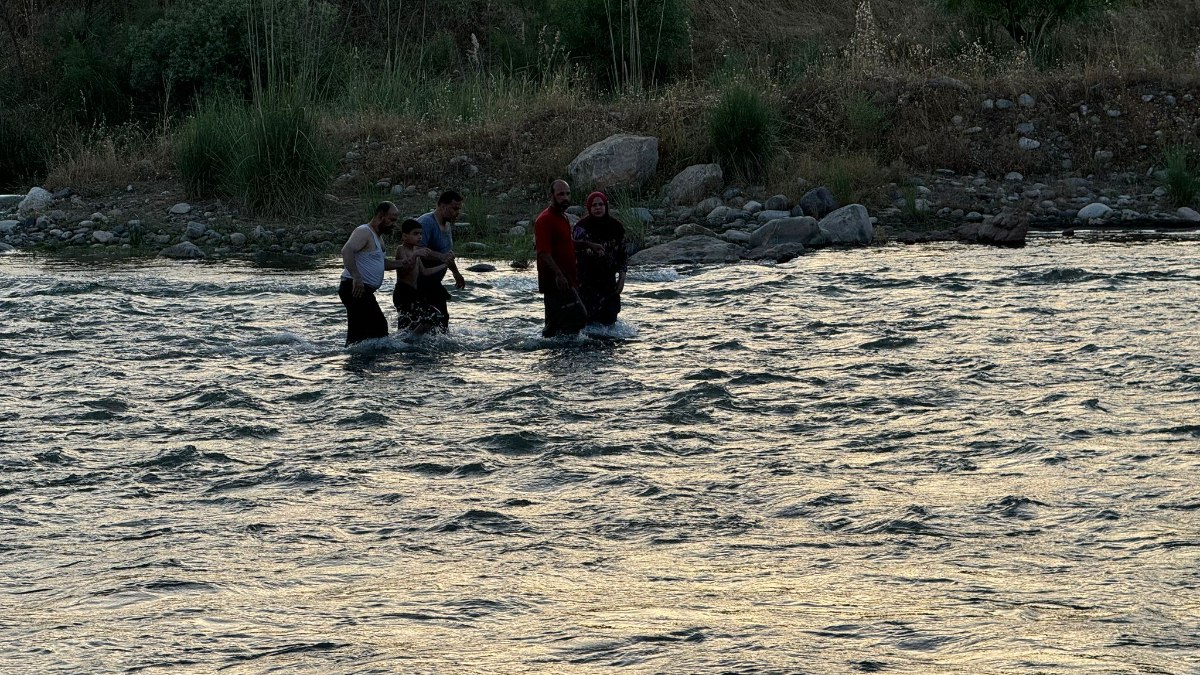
[0, 219, 19, 234]
[798, 187, 839, 218]
[664, 163, 723, 206]
[745, 242, 806, 263]
[159, 241, 206, 259]
[18, 187, 54, 216]
[818, 204, 873, 245]
[628, 235, 743, 265]
[749, 216, 821, 249]
[567, 134, 659, 191]
[957, 211, 1027, 247]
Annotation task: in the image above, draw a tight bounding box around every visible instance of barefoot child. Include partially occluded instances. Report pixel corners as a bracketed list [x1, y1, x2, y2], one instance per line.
[393, 218, 450, 335]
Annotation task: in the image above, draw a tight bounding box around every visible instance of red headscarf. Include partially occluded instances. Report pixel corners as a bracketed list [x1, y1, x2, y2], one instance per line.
[585, 191, 608, 213]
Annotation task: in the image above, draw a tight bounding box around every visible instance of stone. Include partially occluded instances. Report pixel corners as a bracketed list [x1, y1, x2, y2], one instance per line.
[818, 205, 873, 245]
[92, 231, 114, 244]
[957, 218, 1027, 247]
[1094, 150, 1114, 163]
[185, 221, 206, 239]
[746, 242, 807, 263]
[749, 216, 821, 249]
[743, 200, 763, 214]
[466, 263, 496, 272]
[675, 223, 718, 238]
[169, 203, 192, 215]
[928, 75, 969, 91]
[764, 194, 790, 211]
[628, 235, 743, 265]
[964, 126, 983, 135]
[567, 134, 659, 191]
[159, 242, 206, 259]
[995, 99, 1015, 110]
[1077, 203, 1113, 220]
[509, 225, 527, 236]
[0, 243, 14, 253]
[391, 185, 406, 196]
[1018, 138, 1041, 151]
[982, 99, 995, 110]
[1178, 207, 1200, 222]
[706, 206, 735, 224]
[692, 197, 721, 218]
[1018, 93, 1036, 107]
[633, 207, 654, 224]
[301, 244, 318, 255]
[755, 209, 791, 223]
[721, 229, 752, 244]
[664, 163, 724, 205]
[0, 194, 23, 208]
[798, 187, 839, 218]
[1016, 122, 1036, 135]
[1005, 172, 1024, 182]
[0, 220, 18, 234]
[18, 187, 54, 215]
[345, 151, 361, 160]
[229, 232, 247, 246]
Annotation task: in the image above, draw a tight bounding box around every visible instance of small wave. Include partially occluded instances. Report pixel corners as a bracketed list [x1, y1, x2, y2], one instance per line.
[628, 268, 680, 282]
[247, 331, 312, 347]
[434, 509, 529, 534]
[337, 411, 391, 426]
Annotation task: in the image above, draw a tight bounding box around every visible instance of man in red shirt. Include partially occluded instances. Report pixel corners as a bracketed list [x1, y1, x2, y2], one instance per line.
[534, 179, 586, 337]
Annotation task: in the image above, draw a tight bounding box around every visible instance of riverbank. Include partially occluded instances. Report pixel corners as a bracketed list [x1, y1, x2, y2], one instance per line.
[4, 78, 1200, 263]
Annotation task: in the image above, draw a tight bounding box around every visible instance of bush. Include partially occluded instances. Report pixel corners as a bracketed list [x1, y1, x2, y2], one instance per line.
[0, 105, 52, 189]
[845, 94, 889, 150]
[49, 12, 131, 126]
[177, 96, 246, 198]
[708, 86, 779, 182]
[1163, 145, 1200, 208]
[943, 0, 1115, 53]
[547, 0, 690, 90]
[177, 92, 333, 216]
[235, 94, 334, 216]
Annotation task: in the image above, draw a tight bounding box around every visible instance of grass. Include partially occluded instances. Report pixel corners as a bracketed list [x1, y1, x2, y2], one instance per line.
[708, 85, 779, 183]
[1163, 145, 1200, 208]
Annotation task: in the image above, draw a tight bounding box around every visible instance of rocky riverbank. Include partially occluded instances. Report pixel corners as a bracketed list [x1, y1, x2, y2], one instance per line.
[4, 81, 1200, 263]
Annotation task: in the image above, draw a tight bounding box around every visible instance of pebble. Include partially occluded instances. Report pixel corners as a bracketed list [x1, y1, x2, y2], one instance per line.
[1018, 137, 1041, 151]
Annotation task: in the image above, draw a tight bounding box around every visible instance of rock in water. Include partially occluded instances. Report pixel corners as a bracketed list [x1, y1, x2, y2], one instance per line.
[1177, 207, 1200, 222]
[628, 235, 743, 265]
[159, 242, 206, 259]
[818, 205, 874, 245]
[749, 216, 821, 249]
[567, 134, 659, 191]
[466, 263, 496, 272]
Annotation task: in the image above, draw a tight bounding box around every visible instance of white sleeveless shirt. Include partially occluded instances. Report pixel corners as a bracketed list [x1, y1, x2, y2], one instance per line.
[341, 224, 386, 288]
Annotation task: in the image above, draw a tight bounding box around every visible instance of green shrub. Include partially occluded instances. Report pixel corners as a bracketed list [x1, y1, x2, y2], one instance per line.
[235, 94, 334, 216]
[845, 94, 889, 149]
[0, 105, 52, 189]
[547, 0, 690, 90]
[48, 11, 131, 126]
[708, 86, 779, 182]
[177, 96, 245, 198]
[943, 0, 1115, 53]
[1163, 145, 1200, 208]
[177, 91, 333, 216]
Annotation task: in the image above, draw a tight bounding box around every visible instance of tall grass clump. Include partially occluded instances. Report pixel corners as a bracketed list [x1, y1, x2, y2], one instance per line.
[708, 86, 779, 182]
[178, 96, 246, 198]
[845, 94, 889, 150]
[177, 92, 333, 216]
[236, 93, 334, 216]
[1163, 145, 1200, 208]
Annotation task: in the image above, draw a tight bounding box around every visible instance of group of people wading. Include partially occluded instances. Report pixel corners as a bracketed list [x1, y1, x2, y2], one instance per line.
[338, 180, 628, 345]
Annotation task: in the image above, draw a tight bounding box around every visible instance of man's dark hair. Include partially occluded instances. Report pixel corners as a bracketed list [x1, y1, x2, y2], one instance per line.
[437, 190, 463, 205]
[401, 218, 422, 234]
[374, 201, 397, 218]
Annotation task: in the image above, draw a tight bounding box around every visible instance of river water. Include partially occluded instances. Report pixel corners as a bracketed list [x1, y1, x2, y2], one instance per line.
[2, 233, 1198, 674]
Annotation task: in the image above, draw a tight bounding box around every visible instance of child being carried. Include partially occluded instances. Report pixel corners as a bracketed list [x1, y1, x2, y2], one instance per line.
[393, 218, 450, 335]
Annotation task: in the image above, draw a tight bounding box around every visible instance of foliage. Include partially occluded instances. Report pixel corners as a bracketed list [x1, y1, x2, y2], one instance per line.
[462, 192, 493, 238]
[1163, 145, 1200, 208]
[48, 11, 131, 126]
[707, 85, 779, 182]
[943, 0, 1117, 52]
[547, 0, 690, 90]
[845, 94, 889, 149]
[0, 105, 52, 189]
[178, 91, 333, 216]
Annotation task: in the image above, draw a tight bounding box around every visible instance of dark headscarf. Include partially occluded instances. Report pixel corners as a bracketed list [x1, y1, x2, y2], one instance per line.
[574, 191, 627, 273]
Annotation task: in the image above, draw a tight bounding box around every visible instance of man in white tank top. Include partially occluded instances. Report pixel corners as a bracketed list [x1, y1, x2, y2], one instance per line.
[338, 202, 402, 345]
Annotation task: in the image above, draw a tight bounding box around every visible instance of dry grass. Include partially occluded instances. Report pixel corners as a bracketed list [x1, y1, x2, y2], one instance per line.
[46, 127, 173, 195]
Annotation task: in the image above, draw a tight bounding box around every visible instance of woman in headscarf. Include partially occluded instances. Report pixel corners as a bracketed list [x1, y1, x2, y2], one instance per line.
[573, 191, 628, 325]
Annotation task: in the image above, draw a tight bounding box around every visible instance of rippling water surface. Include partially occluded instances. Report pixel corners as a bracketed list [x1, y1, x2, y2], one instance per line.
[2, 234, 1199, 673]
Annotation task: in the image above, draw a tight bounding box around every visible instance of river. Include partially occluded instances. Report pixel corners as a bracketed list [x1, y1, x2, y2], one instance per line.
[2, 233, 1198, 673]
